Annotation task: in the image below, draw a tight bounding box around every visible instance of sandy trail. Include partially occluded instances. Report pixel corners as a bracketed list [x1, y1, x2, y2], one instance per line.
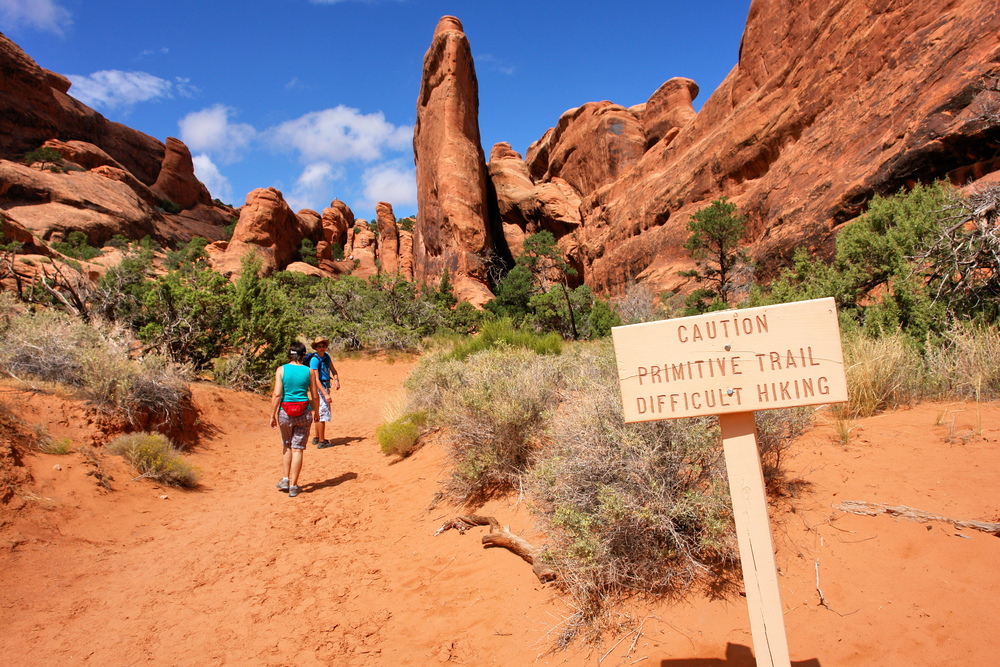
[2, 357, 1000, 666]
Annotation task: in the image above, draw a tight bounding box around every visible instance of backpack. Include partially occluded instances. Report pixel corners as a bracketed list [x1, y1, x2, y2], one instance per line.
[304, 352, 331, 383]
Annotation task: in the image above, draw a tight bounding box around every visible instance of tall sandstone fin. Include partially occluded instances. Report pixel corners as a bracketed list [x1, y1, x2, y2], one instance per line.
[413, 16, 497, 307]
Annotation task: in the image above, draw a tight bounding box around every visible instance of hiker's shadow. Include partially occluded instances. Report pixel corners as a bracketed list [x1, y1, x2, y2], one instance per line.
[301, 472, 357, 493]
[318, 436, 364, 448]
[661, 643, 821, 666]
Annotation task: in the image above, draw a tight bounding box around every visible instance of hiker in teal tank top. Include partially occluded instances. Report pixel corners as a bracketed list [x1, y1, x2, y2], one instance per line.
[269, 341, 319, 498]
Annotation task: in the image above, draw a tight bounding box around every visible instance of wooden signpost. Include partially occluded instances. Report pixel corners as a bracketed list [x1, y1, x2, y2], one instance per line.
[612, 297, 848, 667]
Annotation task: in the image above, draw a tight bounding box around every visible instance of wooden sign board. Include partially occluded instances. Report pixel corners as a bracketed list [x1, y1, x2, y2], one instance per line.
[611, 297, 848, 667]
[612, 297, 847, 423]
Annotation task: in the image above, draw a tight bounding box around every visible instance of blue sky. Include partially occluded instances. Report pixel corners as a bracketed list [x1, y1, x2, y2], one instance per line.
[1, 0, 751, 222]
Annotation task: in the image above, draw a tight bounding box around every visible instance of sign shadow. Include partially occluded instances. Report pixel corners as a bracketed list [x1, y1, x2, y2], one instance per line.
[660, 643, 820, 666]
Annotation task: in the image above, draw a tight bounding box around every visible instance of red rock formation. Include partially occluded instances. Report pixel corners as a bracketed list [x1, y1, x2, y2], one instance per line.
[0, 33, 165, 185]
[524, 102, 647, 198]
[348, 220, 378, 279]
[632, 77, 699, 148]
[42, 139, 125, 172]
[212, 187, 300, 278]
[296, 209, 323, 241]
[573, 0, 1000, 294]
[398, 229, 414, 278]
[376, 201, 400, 275]
[413, 16, 497, 306]
[0, 34, 231, 254]
[488, 142, 582, 258]
[317, 200, 353, 272]
[151, 137, 212, 210]
[0, 159, 159, 243]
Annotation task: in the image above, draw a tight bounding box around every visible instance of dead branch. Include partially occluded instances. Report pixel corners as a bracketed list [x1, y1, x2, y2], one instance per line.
[436, 514, 558, 583]
[38, 261, 91, 322]
[835, 500, 1000, 536]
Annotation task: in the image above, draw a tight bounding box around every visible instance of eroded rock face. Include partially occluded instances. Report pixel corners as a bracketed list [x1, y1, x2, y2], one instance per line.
[348, 220, 378, 279]
[574, 0, 1000, 294]
[635, 77, 699, 148]
[413, 15, 497, 306]
[0, 34, 232, 254]
[151, 137, 212, 211]
[0, 159, 159, 244]
[525, 102, 647, 198]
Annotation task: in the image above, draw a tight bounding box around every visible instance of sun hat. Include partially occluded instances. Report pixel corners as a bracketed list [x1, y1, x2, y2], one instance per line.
[312, 336, 330, 348]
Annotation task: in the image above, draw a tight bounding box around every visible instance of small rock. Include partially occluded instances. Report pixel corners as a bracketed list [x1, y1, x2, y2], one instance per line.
[53, 464, 62, 471]
[159, 495, 169, 500]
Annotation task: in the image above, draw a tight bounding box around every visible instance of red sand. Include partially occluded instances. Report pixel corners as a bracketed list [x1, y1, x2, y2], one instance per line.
[2, 356, 999, 665]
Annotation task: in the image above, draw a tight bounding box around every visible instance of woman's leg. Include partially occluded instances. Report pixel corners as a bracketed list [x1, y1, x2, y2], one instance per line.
[282, 445, 292, 479]
[290, 449, 304, 487]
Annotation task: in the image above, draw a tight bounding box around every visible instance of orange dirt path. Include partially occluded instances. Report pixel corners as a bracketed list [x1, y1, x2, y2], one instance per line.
[2, 356, 999, 665]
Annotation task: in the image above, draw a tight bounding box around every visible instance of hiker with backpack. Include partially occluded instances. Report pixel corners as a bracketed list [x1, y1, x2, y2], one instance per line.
[306, 336, 340, 447]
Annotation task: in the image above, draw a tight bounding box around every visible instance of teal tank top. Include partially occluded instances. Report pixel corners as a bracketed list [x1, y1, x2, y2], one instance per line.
[282, 363, 311, 402]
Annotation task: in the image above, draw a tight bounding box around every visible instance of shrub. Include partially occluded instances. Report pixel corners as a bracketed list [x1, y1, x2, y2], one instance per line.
[297, 238, 318, 266]
[447, 318, 562, 361]
[529, 342, 737, 644]
[157, 198, 183, 215]
[754, 406, 814, 489]
[23, 146, 63, 168]
[376, 411, 427, 456]
[408, 346, 568, 502]
[164, 236, 209, 271]
[107, 432, 199, 487]
[222, 216, 238, 240]
[51, 230, 101, 261]
[105, 234, 131, 251]
[0, 309, 192, 432]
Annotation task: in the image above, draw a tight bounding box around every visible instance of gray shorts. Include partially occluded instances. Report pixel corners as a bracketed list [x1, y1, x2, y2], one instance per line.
[278, 407, 312, 450]
[318, 389, 331, 422]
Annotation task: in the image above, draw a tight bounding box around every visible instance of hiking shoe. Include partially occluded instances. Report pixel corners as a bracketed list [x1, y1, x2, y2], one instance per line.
[288, 485, 301, 498]
[317, 440, 333, 449]
[311, 437, 320, 445]
[276, 478, 289, 491]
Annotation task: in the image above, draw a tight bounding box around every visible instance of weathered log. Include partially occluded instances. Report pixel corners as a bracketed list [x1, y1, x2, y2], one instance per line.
[835, 500, 1000, 536]
[436, 514, 558, 582]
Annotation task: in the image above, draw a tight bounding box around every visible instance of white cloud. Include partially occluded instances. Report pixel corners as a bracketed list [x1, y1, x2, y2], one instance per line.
[138, 47, 170, 58]
[356, 160, 417, 213]
[66, 70, 194, 110]
[268, 105, 412, 164]
[0, 0, 71, 34]
[179, 105, 256, 164]
[191, 154, 232, 204]
[287, 162, 345, 212]
[477, 53, 516, 76]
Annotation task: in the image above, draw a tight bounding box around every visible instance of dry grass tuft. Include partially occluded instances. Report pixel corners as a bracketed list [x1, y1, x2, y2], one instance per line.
[107, 432, 200, 487]
[841, 332, 922, 417]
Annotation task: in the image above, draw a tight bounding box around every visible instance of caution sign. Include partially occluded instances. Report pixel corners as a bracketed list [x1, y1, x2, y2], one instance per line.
[613, 297, 848, 422]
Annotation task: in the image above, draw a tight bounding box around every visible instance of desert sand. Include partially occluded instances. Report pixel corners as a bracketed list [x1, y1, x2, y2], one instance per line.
[2, 355, 999, 666]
